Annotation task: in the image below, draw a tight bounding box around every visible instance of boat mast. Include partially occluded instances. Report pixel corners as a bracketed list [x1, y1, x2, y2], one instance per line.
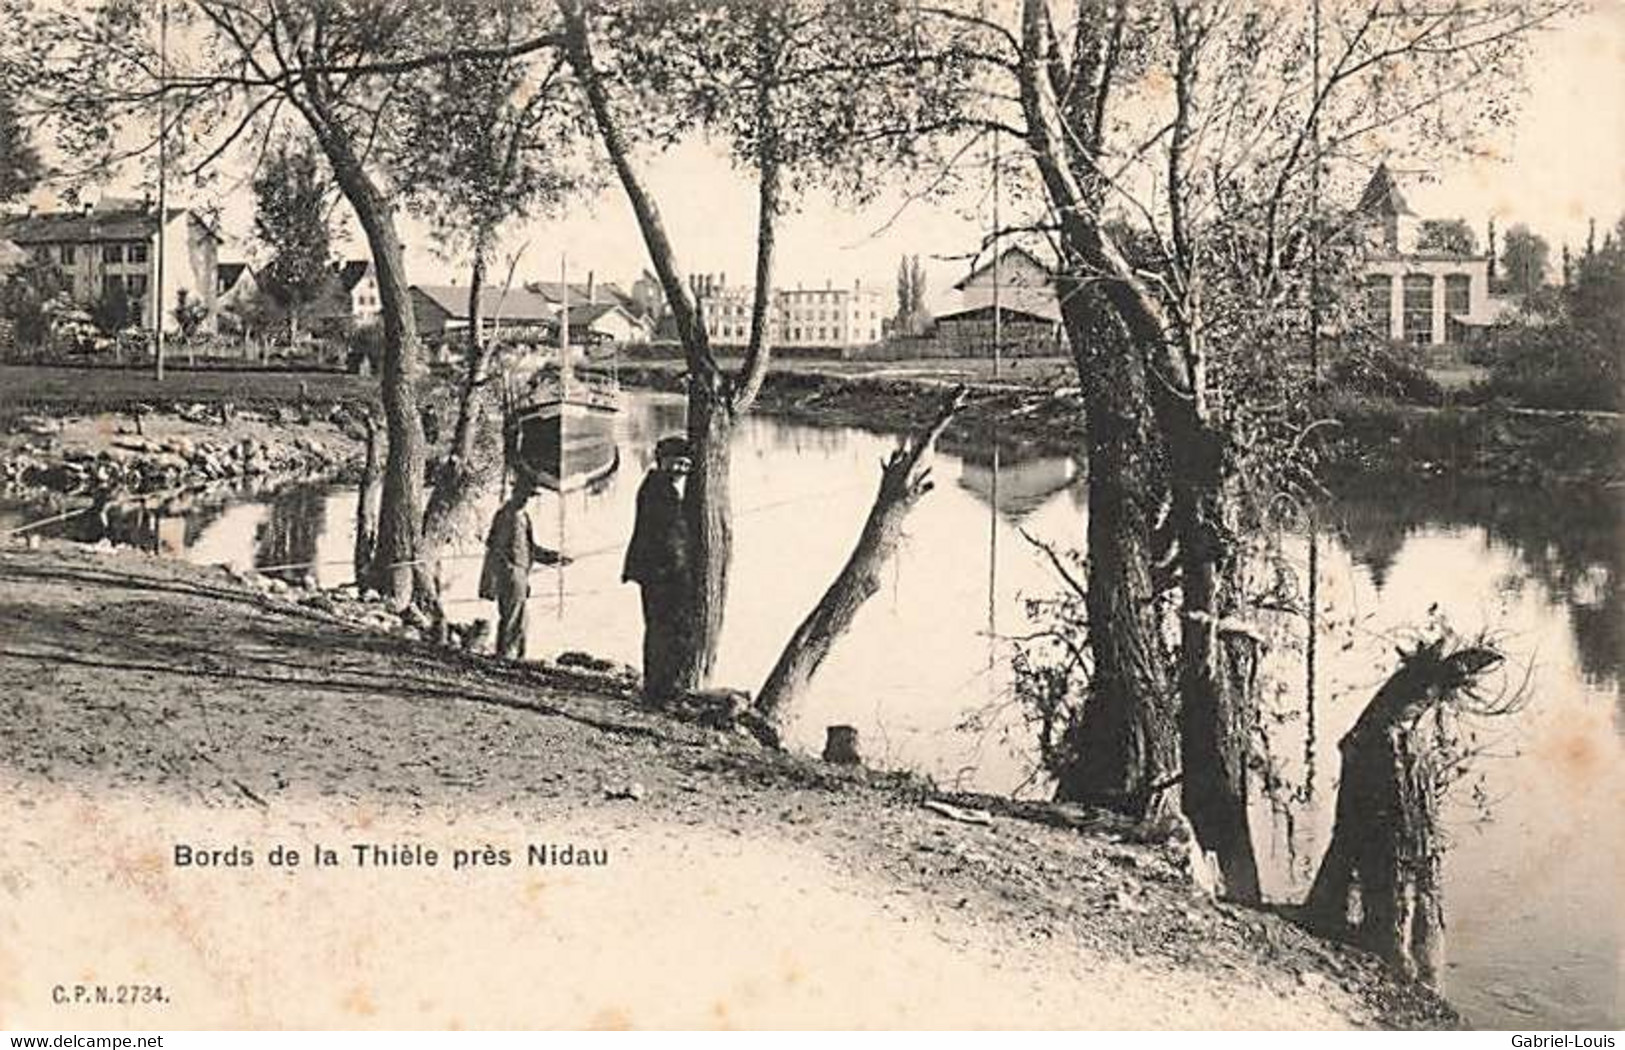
[987, 126, 1002, 662]
[559, 254, 573, 387]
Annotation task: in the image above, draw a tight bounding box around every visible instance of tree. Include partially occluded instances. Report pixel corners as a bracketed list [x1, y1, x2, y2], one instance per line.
[252, 142, 331, 347]
[1501, 223, 1550, 296]
[90, 279, 137, 335]
[172, 288, 207, 339]
[893, 253, 931, 336]
[559, 0, 967, 695]
[929, 0, 1572, 903]
[1485, 216, 1623, 409]
[1416, 219, 1477, 256]
[19, 0, 574, 610]
[0, 256, 70, 349]
[392, 28, 591, 608]
[0, 93, 43, 204]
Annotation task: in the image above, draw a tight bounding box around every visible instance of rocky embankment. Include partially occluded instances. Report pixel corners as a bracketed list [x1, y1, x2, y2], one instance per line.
[0, 405, 355, 502]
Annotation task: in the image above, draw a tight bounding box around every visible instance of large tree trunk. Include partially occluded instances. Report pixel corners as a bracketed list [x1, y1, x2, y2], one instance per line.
[354, 412, 385, 589]
[1303, 641, 1497, 986]
[1164, 415, 1263, 904]
[756, 389, 965, 730]
[421, 240, 501, 608]
[1050, 291, 1182, 822]
[679, 372, 735, 688]
[302, 89, 429, 611]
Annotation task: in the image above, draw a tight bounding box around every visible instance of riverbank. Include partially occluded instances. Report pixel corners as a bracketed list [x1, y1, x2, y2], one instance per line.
[616, 361, 1625, 488]
[0, 540, 1458, 1029]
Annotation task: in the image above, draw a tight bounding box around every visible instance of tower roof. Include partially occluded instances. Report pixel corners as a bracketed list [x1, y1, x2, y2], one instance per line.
[1356, 163, 1416, 217]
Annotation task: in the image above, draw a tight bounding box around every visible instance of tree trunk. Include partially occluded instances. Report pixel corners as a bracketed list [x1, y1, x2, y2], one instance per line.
[678, 372, 735, 688]
[1164, 417, 1263, 904]
[301, 89, 429, 611]
[354, 413, 385, 589]
[756, 390, 965, 729]
[1017, 0, 1183, 824]
[561, 0, 783, 692]
[1304, 641, 1499, 986]
[420, 240, 500, 609]
[1050, 290, 1181, 822]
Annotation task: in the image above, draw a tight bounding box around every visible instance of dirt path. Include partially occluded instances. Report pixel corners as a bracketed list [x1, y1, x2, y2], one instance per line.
[0, 544, 1454, 1029]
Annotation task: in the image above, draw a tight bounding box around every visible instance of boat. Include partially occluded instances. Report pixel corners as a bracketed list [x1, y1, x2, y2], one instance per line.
[502, 256, 622, 494]
[506, 365, 621, 493]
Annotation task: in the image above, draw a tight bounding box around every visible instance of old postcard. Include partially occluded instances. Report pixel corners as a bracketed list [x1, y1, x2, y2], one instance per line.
[0, 0, 1620, 1033]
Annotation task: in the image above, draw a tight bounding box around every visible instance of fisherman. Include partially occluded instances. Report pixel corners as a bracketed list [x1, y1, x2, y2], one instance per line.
[479, 471, 567, 660]
[622, 435, 692, 706]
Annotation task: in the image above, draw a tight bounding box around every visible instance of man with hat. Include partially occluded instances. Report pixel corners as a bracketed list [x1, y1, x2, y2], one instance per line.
[622, 435, 693, 705]
[479, 470, 567, 660]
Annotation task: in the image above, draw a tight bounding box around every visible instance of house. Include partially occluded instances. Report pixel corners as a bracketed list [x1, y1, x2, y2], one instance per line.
[0, 197, 220, 334]
[306, 258, 383, 335]
[693, 273, 885, 350]
[932, 246, 1065, 357]
[775, 280, 885, 349]
[410, 284, 562, 344]
[567, 301, 651, 345]
[1353, 164, 1506, 346]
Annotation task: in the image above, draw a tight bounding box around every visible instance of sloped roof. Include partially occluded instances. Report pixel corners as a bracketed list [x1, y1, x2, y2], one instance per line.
[414, 283, 560, 323]
[336, 259, 371, 291]
[0, 205, 221, 244]
[217, 262, 251, 292]
[953, 245, 1054, 291]
[528, 280, 632, 307]
[1356, 163, 1415, 217]
[933, 302, 1060, 325]
[567, 301, 642, 327]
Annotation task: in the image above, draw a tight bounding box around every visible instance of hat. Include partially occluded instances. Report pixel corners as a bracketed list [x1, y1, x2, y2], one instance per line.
[654, 436, 692, 459]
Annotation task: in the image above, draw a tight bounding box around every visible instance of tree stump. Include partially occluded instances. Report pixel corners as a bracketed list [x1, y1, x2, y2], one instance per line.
[1305, 639, 1502, 986]
[823, 725, 861, 765]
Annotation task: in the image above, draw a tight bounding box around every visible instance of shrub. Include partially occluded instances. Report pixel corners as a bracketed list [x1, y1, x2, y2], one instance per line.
[1327, 340, 1445, 406]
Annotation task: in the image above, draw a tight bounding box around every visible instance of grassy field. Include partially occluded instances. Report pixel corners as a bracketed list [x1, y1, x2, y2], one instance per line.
[0, 363, 377, 414]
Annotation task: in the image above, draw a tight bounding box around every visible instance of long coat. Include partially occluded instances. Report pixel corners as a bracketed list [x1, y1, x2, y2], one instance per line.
[622, 472, 688, 585]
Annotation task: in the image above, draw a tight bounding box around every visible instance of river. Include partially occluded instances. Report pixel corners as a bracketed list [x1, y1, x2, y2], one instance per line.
[5, 390, 1619, 1029]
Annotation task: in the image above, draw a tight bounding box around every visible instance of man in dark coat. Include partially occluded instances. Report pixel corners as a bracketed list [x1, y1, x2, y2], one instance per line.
[479, 472, 566, 660]
[622, 436, 692, 706]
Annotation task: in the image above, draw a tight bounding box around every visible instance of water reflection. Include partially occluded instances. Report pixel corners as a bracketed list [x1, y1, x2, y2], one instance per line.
[254, 483, 328, 583]
[1333, 479, 1622, 690]
[2, 393, 1618, 1028]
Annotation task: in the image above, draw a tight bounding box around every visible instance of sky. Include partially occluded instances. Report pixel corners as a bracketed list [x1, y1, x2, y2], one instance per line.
[17, 0, 1624, 313]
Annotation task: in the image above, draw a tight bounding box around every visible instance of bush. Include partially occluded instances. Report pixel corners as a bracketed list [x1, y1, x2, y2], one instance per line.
[1476, 324, 1621, 411]
[1327, 340, 1445, 406]
[346, 322, 384, 374]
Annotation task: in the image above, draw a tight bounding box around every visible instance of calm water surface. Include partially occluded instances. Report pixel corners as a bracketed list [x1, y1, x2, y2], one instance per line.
[5, 391, 1618, 1029]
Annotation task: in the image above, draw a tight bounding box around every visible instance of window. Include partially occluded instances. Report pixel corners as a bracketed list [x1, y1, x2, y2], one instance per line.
[128, 242, 149, 264]
[104, 274, 125, 295]
[128, 275, 148, 298]
[104, 244, 123, 264]
[1444, 274, 1470, 317]
[1364, 275, 1392, 337]
[59, 245, 77, 265]
[1403, 273, 1434, 345]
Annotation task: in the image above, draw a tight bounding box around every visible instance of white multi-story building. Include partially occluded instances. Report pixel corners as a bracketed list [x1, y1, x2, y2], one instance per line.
[1354, 164, 1506, 345]
[695, 275, 884, 349]
[777, 280, 885, 348]
[0, 197, 221, 333]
